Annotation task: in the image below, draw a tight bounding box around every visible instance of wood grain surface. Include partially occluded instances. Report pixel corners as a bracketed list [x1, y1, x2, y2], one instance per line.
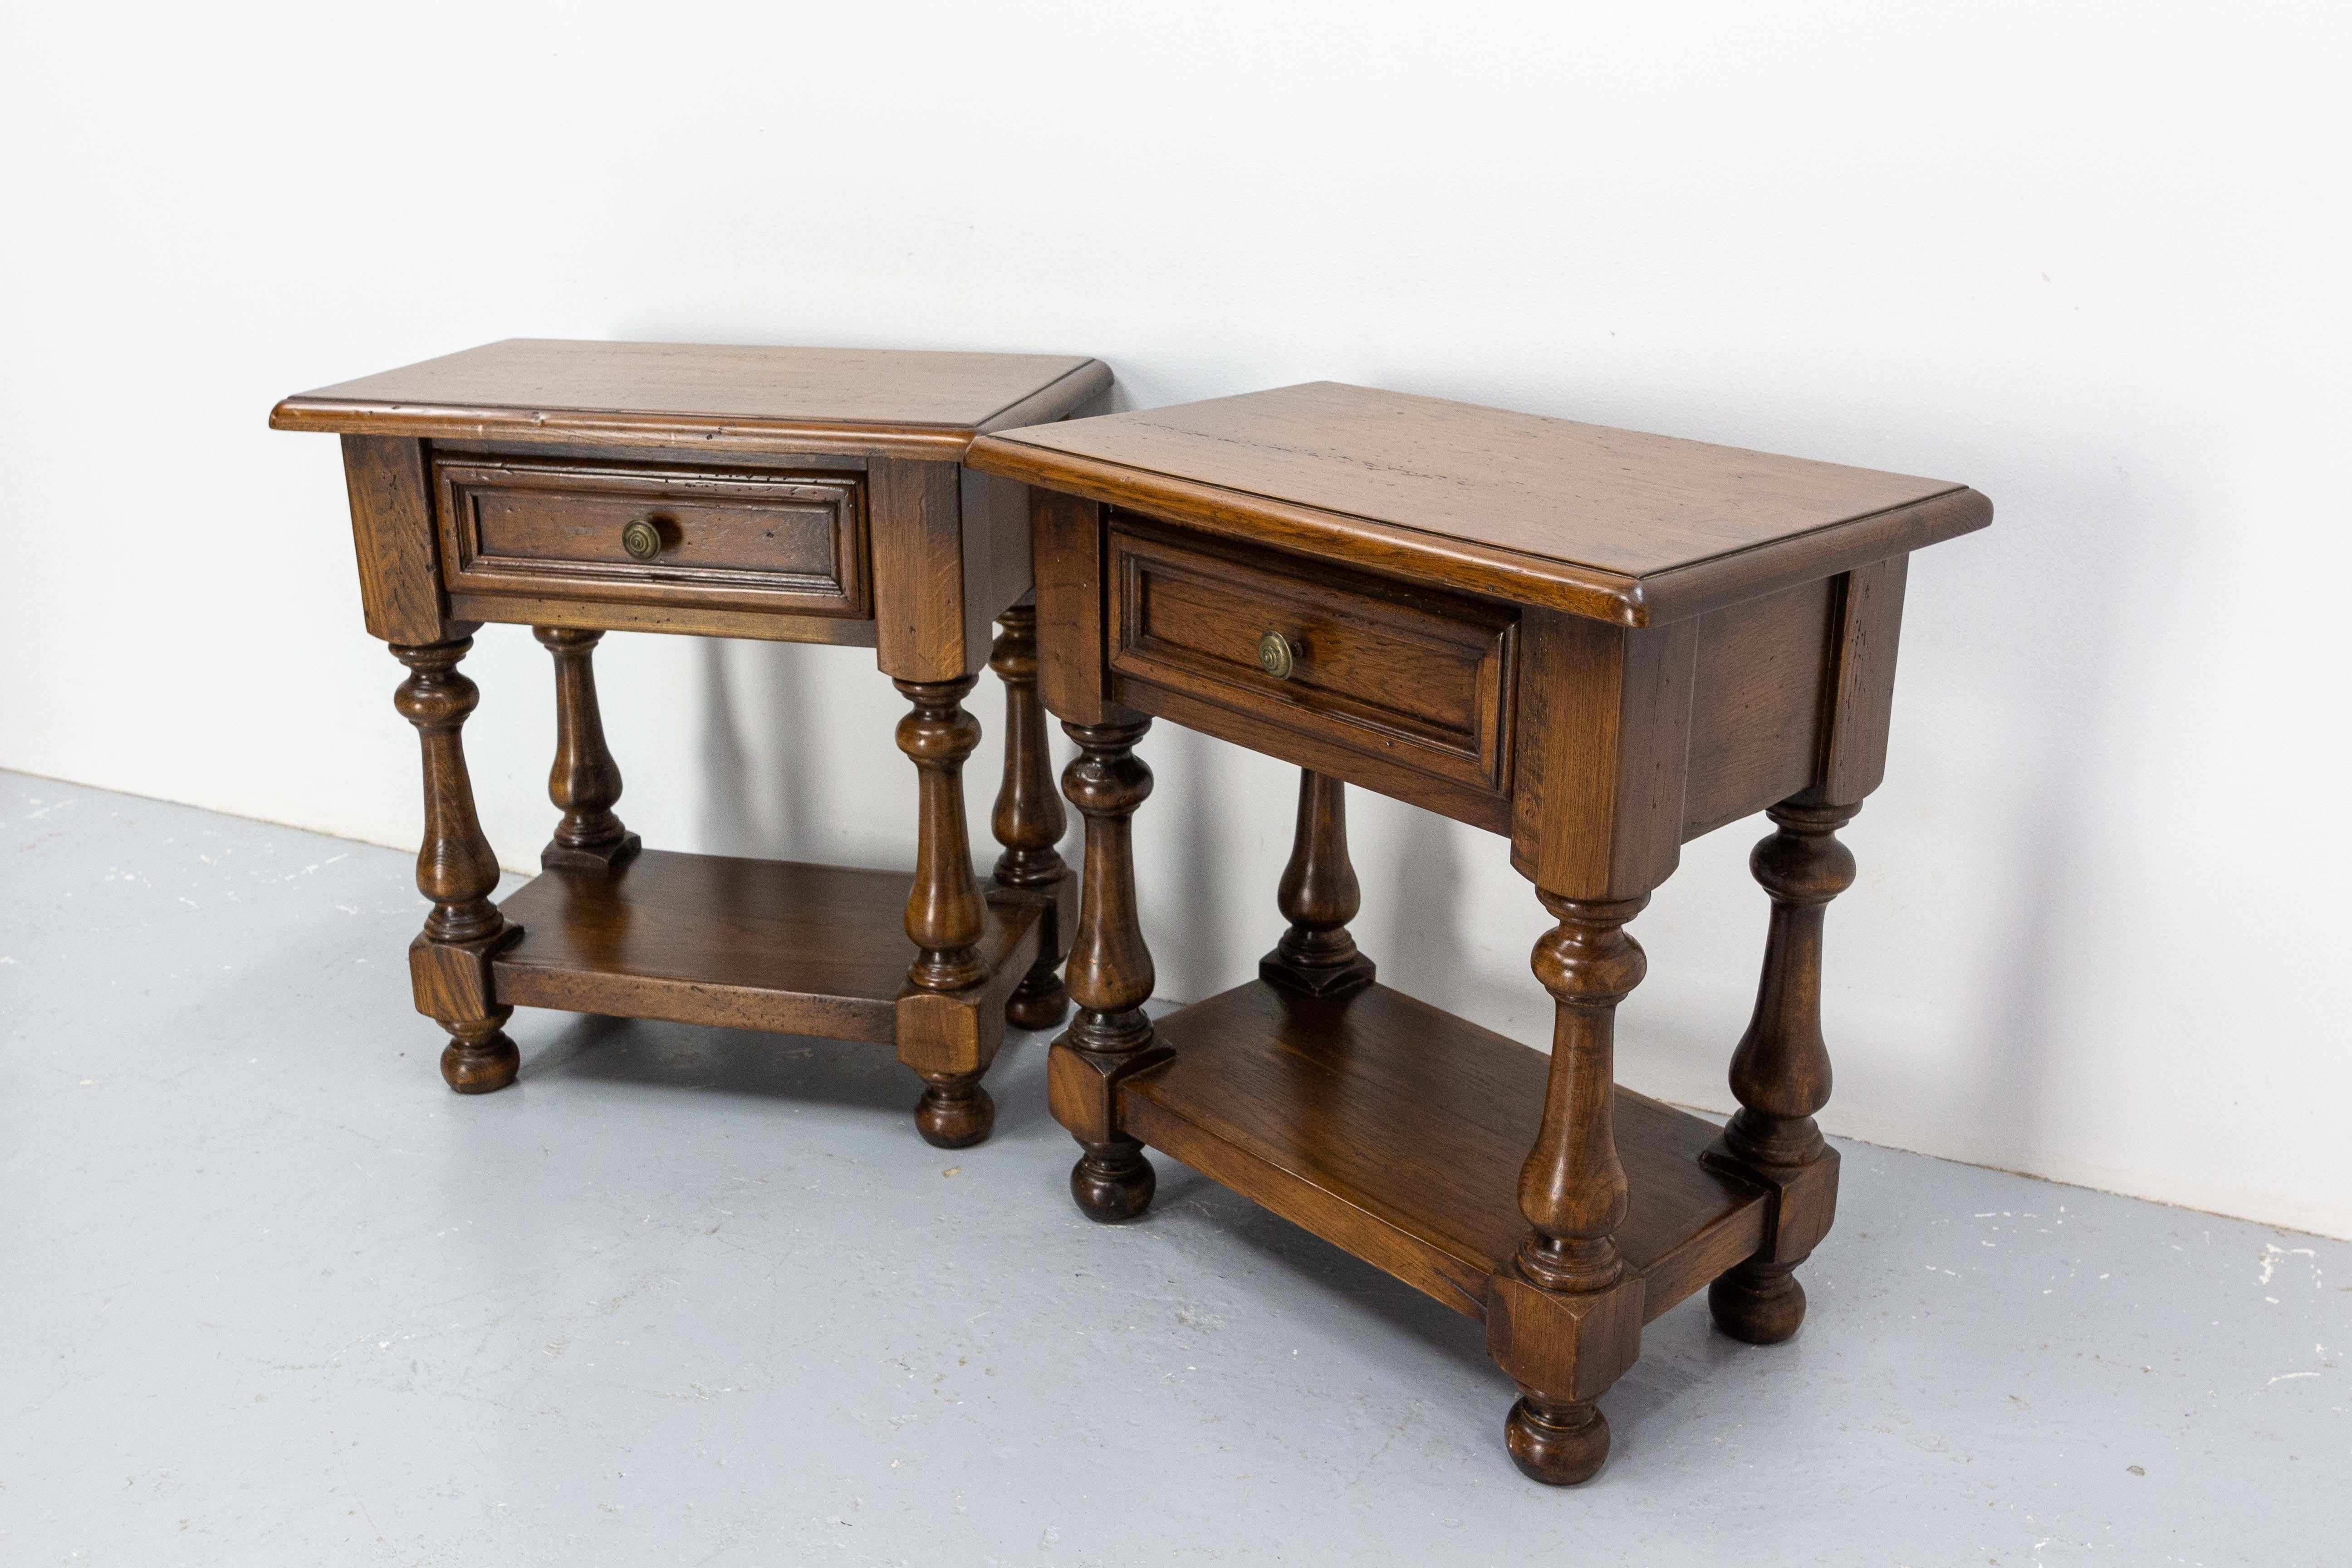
[435, 454, 870, 618]
[971, 382, 1991, 624]
[1108, 518, 1516, 796]
[1121, 979, 1768, 1323]
[492, 850, 1042, 1044]
[274, 340, 1111, 459]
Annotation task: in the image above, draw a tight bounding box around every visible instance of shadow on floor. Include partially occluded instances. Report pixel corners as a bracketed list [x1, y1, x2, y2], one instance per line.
[514, 1011, 1058, 1136]
[516, 1007, 1733, 1465]
[1142, 1158, 1504, 1387]
[1139, 1142, 1747, 1460]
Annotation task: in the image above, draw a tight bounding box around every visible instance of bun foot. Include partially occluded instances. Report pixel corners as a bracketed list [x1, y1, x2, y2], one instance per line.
[1006, 972, 1070, 1031]
[441, 1023, 519, 1094]
[914, 1077, 995, 1149]
[1070, 1142, 1155, 1222]
[1709, 1260, 1808, 1344]
[1504, 1396, 1610, 1486]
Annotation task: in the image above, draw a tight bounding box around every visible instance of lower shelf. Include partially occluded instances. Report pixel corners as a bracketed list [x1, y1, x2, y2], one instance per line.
[1120, 980, 1769, 1322]
[491, 849, 1044, 1045]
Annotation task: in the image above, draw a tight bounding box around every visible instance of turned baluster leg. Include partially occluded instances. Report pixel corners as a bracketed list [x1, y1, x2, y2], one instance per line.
[1706, 799, 1860, 1344]
[1051, 718, 1160, 1221]
[895, 675, 994, 1147]
[391, 637, 520, 1094]
[988, 604, 1073, 1029]
[533, 627, 640, 873]
[1489, 891, 1651, 1486]
[1258, 770, 1377, 996]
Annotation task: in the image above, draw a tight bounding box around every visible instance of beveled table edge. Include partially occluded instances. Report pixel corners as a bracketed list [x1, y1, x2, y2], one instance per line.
[270, 358, 1116, 463]
[968, 427, 1991, 627]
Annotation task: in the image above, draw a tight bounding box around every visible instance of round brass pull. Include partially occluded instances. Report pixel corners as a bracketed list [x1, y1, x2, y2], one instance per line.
[1257, 630, 1298, 680]
[620, 519, 667, 562]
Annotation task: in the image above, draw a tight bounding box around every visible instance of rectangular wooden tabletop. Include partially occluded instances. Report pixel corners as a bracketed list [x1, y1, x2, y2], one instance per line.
[271, 339, 1110, 459]
[970, 382, 1989, 624]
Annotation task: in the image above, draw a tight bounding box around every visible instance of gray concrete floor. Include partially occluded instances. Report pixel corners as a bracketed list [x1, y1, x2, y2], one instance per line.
[2, 771, 2344, 1567]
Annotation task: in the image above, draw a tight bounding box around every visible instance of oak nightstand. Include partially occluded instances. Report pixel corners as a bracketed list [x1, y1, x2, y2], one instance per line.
[274, 340, 1108, 1147]
[967, 381, 1989, 1481]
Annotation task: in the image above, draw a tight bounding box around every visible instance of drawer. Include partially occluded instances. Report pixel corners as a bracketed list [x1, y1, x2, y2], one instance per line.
[433, 454, 869, 618]
[1108, 518, 1516, 795]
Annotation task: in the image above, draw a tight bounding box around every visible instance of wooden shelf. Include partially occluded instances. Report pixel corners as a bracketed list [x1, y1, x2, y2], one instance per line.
[1121, 980, 1768, 1323]
[491, 849, 1044, 1044]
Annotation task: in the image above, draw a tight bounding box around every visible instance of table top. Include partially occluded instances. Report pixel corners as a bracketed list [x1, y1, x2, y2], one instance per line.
[271, 339, 1111, 460]
[970, 382, 1990, 625]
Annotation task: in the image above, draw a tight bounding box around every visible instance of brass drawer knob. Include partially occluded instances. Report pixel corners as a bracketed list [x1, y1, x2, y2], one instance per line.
[1258, 630, 1299, 680]
[620, 519, 667, 562]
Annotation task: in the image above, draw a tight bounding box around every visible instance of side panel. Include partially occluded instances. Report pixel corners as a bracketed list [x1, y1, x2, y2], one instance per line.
[1510, 609, 1698, 900]
[340, 434, 458, 645]
[1029, 487, 1139, 727]
[1678, 577, 1837, 838]
[1813, 555, 1911, 807]
[871, 457, 971, 682]
[961, 466, 1036, 663]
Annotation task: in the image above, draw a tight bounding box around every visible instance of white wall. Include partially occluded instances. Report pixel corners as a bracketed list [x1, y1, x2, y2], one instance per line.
[5, 2, 2347, 1238]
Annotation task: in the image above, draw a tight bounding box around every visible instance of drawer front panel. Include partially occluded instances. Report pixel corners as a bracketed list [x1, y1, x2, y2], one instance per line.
[1109, 518, 1516, 794]
[435, 455, 870, 618]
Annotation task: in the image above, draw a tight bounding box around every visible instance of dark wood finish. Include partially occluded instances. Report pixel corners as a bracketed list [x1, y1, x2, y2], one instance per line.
[1047, 718, 1164, 1222]
[895, 676, 989, 992]
[436, 455, 870, 618]
[533, 627, 640, 873]
[1515, 897, 1647, 1294]
[493, 853, 907, 1040]
[967, 382, 1989, 627]
[988, 604, 1074, 1029]
[1028, 488, 1132, 727]
[961, 469, 1038, 672]
[446, 593, 882, 647]
[1118, 673, 1515, 837]
[1509, 610, 1695, 901]
[281, 343, 1105, 1142]
[1494, 892, 1652, 1484]
[1690, 551, 1904, 1336]
[1003, 382, 1986, 1485]
[431, 437, 868, 474]
[986, 380, 1954, 575]
[871, 458, 975, 682]
[1812, 555, 1910, 807]
[1259, 771, 1377, 996]
[389, 637, 519, 1093]
[274, 340, 1111, 461]
[493, 849, 1041, 1045]
[1109, 518, 1517, 799]
[341, 435, 463, 646]
[893, 674, 996, 1148]
[979, 365, 1116, 434]
[1121, 981, 1765, 1318]
[1700, 799, 1859, 1343]
[1679, 578, 1835, 837]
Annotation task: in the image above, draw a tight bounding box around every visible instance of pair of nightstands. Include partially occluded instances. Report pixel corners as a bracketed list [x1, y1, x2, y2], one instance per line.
[274, 342, 1988, 1484]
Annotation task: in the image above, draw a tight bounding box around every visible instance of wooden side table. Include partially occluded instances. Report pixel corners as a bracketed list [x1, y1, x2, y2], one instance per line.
[967, 382, 1991, 1482]
[272, 340, 1109, 1147]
